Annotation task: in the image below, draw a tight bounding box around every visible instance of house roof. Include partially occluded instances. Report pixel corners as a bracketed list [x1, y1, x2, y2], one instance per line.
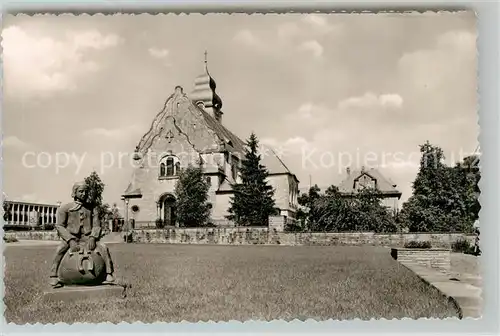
[338, 168, 401, 195]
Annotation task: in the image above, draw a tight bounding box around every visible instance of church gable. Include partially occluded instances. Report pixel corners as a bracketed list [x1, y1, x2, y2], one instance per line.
[134, 86, 224, 165]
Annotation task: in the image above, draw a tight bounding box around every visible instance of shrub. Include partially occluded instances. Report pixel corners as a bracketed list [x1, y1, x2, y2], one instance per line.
[155, 218, 165, 229]
[285, 223, 303, 232]
[452, 238, 481, 256]
[451, 238, 471, 253]
[404, 240, 432, 249]
[3, 236, 18, 243]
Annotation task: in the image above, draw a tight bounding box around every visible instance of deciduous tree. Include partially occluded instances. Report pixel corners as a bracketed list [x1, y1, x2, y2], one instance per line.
[175, 164, 211, 227]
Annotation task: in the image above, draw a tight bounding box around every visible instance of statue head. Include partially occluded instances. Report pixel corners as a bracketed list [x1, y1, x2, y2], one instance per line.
[71, 182, 89, 203]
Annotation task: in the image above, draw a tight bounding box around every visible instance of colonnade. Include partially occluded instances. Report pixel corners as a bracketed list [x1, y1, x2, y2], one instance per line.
[5, 201, 59, 226]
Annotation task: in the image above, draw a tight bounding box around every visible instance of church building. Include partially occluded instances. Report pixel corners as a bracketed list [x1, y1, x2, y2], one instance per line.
[122, 56, 300, 228]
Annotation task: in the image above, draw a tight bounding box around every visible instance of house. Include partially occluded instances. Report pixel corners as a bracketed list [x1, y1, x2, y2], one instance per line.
[338, 166, 402, 213]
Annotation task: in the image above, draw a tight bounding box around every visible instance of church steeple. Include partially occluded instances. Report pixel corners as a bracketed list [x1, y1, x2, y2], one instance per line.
[190, 51, 223, 123]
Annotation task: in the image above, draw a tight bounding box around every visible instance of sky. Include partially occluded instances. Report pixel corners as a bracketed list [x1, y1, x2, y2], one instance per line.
[2, 12, 478, 206]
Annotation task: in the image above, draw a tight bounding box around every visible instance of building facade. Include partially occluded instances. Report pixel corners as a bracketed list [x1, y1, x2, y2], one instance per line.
[3, 200, 60, 230]
[338, 167, 402, 213]
[122, 59, 300, 227]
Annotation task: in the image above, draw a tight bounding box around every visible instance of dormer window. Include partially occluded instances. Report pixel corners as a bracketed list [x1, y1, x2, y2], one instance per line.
[159, 155, 181, 177]
[355, 174, 376, 191]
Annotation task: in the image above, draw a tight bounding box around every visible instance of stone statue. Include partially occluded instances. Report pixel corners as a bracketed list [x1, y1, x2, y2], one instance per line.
[49, 182, 115, 288]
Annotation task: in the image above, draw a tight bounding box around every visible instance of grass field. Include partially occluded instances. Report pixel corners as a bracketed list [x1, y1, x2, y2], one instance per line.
[4, 244, 459, 323]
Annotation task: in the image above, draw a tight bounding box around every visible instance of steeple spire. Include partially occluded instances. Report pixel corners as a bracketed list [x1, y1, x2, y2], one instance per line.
[190, 52, 223, 123]
[204, 50, 209, 73]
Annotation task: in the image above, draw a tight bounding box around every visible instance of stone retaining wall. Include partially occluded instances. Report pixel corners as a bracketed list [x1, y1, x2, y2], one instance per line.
[391, 248, 451, 273]
[4, 230, 60, 241]
[5, 229, 475, 248]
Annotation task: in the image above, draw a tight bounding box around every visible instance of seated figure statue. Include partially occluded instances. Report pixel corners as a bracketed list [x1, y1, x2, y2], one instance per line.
[49, 181, 115, 288]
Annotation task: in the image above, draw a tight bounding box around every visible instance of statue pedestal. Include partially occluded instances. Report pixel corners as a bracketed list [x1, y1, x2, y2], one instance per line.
[43, 285, 126, 303]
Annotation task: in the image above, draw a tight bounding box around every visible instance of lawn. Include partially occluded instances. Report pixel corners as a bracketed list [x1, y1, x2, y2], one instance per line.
[4, 244, 459, 323]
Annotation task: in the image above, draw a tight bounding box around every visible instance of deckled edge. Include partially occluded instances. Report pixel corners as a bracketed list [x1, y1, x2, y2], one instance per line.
[0, 7, 490, 332]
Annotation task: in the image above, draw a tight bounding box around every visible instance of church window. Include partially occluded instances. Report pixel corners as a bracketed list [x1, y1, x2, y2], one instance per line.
[175, 162, 181, 175]
[231, 164, 238, 181]
[166, 157, 174, 176]
[159, 155, 181, 177]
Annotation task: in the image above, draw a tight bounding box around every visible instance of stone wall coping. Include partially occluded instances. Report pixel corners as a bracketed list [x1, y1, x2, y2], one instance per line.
[392, 247, 451, 251]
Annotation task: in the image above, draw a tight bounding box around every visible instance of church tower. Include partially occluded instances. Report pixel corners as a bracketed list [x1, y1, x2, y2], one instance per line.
[190, 51, 223, 123]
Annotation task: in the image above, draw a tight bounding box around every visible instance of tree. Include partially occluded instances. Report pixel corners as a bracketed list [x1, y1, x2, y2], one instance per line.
[227, 132, 278, 226]
[174, 163, 211, 227]
[307, 186, 397, 233]
[2, 199, 12, 222]
[296, 185, 322, 229]
[400, 142, 479, 232]
[84, 171, 110, 221]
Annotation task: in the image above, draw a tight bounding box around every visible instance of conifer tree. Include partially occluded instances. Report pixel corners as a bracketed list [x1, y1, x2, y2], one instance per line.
[227, 132, 278, 226]
[175, 163, 211, 227]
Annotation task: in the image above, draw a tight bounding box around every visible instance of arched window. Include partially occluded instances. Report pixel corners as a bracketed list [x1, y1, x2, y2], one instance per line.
[175, 161, 181, 175]
[231, 163, 238, 181]
[159, 155, 181, 177]
[166, 157, 174, 176]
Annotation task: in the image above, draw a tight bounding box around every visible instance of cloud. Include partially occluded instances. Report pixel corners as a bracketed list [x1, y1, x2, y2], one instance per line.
[294, 103, 332, 121]
[299, 40, 324, 58]
[2, 26, 122, 98]
[261, 136, 312, 156]
[337, 92, 404, 110]
[2, 135, 32, 150]
[301, 14, 338, 35]
[277, 22, 301, 41]
[437, 30, 476, 52]
[148, 47, 169, 59]
[398, 30, 476, 92]
[233, 29, 261, 47]
[69, 30, 122, 50]
[83, 125, 143, 139]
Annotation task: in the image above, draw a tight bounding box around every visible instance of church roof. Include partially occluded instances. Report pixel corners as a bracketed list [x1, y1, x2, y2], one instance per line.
[338, 167, 401, 195]
[197, 107, 295, 178]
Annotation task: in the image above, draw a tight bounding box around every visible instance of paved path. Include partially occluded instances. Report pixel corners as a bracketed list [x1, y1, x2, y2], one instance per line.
[403, 263, 482, 319]
[5, 240, 60, 247]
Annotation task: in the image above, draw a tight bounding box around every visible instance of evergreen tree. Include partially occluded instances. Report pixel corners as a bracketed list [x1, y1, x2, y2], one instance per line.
[174, 164, 211, 227]
[227, 132, 278, 226]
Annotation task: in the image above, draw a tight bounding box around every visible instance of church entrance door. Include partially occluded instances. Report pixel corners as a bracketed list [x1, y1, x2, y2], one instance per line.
[161, 194, 177, 227]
